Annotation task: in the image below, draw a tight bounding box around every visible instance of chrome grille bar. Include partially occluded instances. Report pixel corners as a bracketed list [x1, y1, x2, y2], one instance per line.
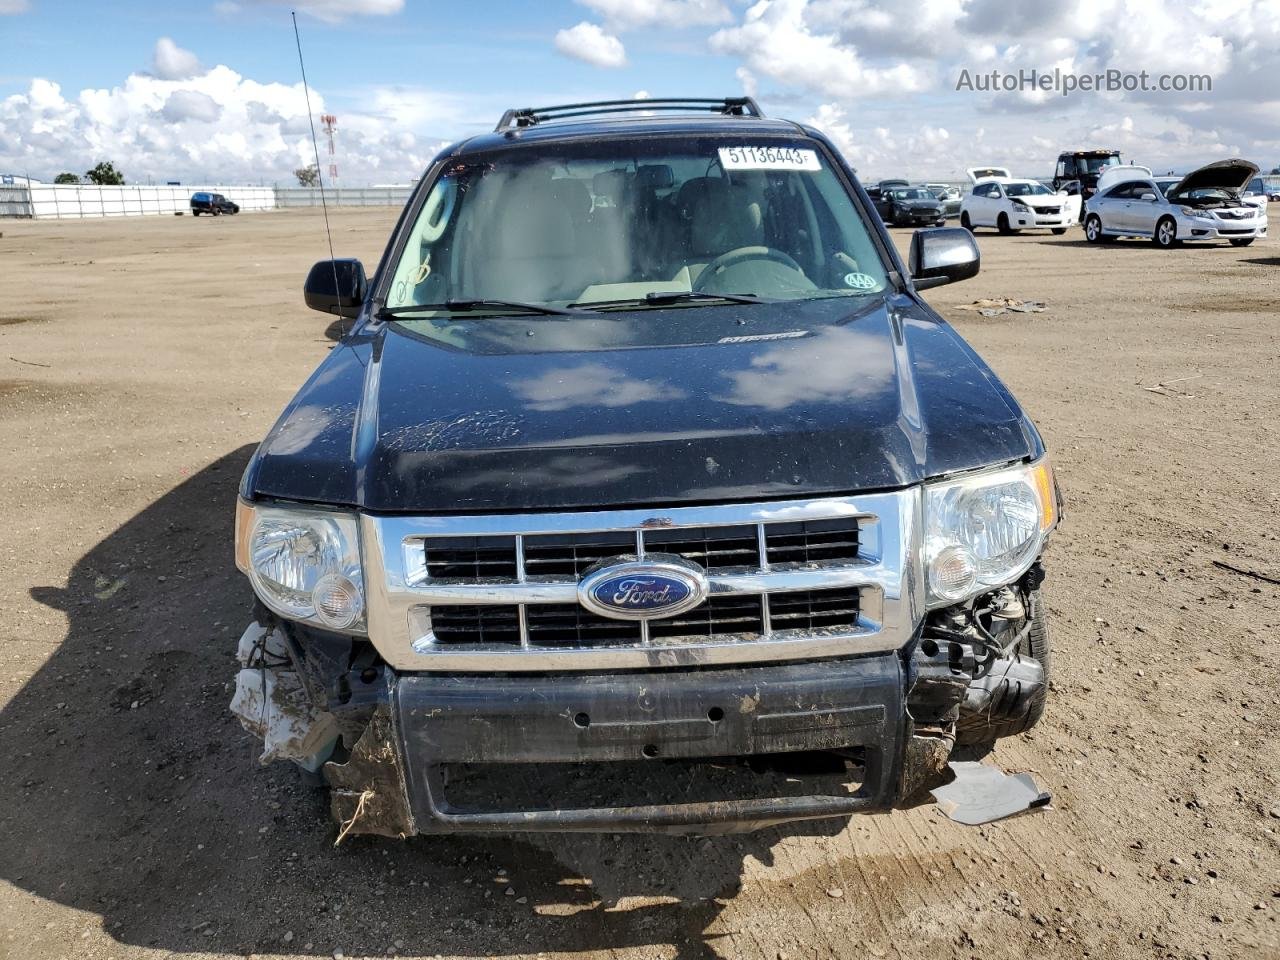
[361, 489, 922, 672]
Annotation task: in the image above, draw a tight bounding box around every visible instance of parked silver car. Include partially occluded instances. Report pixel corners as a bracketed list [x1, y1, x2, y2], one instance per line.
[1083, 159, 1267, 249]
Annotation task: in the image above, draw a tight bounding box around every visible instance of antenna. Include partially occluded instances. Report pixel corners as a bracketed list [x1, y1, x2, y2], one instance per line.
[291, 11, 346, 336]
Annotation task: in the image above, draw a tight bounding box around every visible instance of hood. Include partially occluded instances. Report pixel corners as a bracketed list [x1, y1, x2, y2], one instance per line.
[899, 198, 941, 209]
[1167, 158, 1259, 199]
[1019, 194, 1069, 208]
[1096, 164, 1153, 191]
[245, 296, 1040, 513]
[967, 166, 1011, 183]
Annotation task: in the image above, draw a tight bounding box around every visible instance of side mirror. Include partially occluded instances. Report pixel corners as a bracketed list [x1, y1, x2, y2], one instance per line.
[1140, 192, 1158, 201]
[909, 227, 980, 290]
[304, 259, 367, 318]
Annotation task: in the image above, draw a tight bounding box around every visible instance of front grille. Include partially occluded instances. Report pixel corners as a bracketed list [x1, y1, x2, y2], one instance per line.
[422, 518, 859, 583]
[366, 490, 908, 670]
[430, 591, 857, 649]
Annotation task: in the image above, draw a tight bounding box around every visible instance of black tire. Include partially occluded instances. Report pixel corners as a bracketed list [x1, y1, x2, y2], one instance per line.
[960, 211, 974, 232]
[1051, 227, 1067, 235]
[1084, 214, 1105, 243]
[192, 210, 199, 216]
[1229, 237, 1255, 247]
[1154, 216, 1178, 248]
[955, 588, 1051, 749]
[997, 212, 1013, 235]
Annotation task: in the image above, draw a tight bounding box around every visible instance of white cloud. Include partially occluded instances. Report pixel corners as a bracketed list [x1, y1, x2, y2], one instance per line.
[577, 0, 731, 30]
[0, 60, 452, 184]
[219, 0, 404, 23]
[554, 21, 628, 68]
[710, 0, 933, 100]
[0, 0, 31, 13]
[161, 89, 222, 123]
[152, 38, 203, 81]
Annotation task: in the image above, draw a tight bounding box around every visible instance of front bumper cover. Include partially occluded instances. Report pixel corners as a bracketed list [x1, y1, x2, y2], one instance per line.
[324, 652, 960, 836]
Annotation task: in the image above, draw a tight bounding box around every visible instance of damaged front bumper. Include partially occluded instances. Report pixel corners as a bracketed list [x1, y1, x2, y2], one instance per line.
[230, 616, 1048, 838]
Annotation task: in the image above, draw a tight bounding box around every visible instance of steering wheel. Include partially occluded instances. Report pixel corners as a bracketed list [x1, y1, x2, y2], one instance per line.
[692, 245, 805, 292]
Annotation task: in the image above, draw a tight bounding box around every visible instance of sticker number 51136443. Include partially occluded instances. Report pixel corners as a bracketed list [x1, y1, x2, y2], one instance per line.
[718, 146, 822, 171]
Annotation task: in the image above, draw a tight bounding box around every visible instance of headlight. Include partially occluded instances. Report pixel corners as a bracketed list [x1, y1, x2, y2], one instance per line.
[1178, 206, 1206, 218]
[235, 500, 366, 632]
[1010, 199, 1030, 210]
[923, 459, 1057, 608]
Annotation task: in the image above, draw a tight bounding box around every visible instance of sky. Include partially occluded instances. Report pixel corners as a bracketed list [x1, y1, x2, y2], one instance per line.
[1, 0, 1278, 185]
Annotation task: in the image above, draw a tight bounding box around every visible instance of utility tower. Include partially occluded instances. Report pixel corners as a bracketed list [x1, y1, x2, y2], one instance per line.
[320, 114, 338, 185]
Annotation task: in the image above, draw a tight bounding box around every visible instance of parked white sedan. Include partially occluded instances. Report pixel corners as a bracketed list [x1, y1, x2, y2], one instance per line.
[1083, 159, 1267, 249]
[960, 174, 1081, 235]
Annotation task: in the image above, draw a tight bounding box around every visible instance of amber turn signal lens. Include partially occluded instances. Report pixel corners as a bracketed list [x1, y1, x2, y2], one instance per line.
[234, 499, 255, 572]
[1031, 460, 1056, 531]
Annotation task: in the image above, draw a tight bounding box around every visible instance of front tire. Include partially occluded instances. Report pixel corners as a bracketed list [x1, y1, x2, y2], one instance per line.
[960, 211, 974, 232]
[1084, 214, 1105, 243]
[997, 212, 1014, 235]
[1229, 237, 1255, 247]
[1154, 216, 1179, 248]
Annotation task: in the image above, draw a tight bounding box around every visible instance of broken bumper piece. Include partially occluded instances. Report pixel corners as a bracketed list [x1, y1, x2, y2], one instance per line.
[931, 761, 1051, 825]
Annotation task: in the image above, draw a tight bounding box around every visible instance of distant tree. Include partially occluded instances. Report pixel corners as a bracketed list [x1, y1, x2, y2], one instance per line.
[54, 172, 81, 184]
[84, 161, 125, 185]
[294, 164, 320, 187]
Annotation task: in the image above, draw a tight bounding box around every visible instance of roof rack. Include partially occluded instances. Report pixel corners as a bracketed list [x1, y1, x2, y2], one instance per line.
[494, 97, 764, 132]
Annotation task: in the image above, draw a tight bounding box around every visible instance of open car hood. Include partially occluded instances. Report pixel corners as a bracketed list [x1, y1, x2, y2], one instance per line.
[1167, 159, 1259, 199]
[1096, 164, 1153, 191]
[967, 166, 1011, 183]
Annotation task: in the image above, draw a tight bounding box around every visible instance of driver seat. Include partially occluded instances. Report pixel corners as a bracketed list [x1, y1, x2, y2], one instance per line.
[682, 178, 764, 282]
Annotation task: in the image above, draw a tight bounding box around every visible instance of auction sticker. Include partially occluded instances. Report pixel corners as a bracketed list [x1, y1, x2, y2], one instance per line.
[718, 146, 821, 171]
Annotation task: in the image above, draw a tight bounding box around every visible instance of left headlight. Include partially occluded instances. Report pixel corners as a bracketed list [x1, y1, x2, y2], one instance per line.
[923, 459, 1058, 608]
[235, 500, 366, 633]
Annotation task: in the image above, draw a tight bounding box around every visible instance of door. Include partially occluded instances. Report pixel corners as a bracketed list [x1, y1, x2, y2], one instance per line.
[1126, 182, 1162, 235]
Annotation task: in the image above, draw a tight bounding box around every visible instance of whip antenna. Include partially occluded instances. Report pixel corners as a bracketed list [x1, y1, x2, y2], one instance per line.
[292, 11, 346, 335]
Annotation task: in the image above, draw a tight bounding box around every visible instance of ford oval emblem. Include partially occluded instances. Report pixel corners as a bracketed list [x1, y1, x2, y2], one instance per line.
[577, 557, 709, 621]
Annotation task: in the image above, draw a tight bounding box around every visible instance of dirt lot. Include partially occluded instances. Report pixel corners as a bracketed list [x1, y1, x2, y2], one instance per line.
[2, 207, 1278, 960]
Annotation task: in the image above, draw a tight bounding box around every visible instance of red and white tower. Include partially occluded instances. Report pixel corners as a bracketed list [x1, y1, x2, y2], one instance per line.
[320, 113, 339, 185]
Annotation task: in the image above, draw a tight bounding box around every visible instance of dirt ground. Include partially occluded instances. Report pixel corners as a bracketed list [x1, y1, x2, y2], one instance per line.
[2, 207, 1278, 960]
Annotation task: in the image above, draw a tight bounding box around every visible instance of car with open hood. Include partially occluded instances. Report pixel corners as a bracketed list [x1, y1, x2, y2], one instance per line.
[925, 182, 963, 218]
[960, 169, 1081, 235]
[230, 98, 1061, 839]
[1083, 158, 1267, 248]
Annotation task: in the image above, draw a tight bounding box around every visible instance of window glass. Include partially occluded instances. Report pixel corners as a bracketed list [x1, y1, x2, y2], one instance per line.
[384, 137, 891, 311]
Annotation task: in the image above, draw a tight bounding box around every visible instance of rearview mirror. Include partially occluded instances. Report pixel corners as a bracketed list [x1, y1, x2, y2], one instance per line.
[909, 227, 980, 290]
[304, 259, 367, 318]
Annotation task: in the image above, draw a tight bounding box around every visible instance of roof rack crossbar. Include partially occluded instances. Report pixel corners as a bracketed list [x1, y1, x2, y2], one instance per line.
[494, 97, 763, 132]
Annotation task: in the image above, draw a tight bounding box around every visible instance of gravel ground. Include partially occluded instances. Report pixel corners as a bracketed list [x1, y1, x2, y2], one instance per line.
[1, 208, 1278, 960]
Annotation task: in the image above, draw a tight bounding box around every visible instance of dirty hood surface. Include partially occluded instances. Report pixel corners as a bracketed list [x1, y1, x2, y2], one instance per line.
[245, 295, 1041, 513]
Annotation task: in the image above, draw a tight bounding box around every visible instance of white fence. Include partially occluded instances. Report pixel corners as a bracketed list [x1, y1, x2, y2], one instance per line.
[10, 184, 275, 220]
[275, 186, 413, 208]
[0, 183, 411, 219]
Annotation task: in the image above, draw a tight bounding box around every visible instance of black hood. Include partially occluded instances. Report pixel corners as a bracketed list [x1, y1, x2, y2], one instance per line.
[244, 295, 1041, 513]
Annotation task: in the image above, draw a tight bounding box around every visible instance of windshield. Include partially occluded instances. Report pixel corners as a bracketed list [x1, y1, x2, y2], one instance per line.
[1004, 181, 1053, 197]
[384, 137, 890, 314]
[891, 188, 933, 200]
[1154, 180, 1178, 196]
[1084, 156, 1120, 173]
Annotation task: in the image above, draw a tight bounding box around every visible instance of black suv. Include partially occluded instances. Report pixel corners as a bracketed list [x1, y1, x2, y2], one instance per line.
[190, 191, 239, 216]
[232, 98, 1060, 838]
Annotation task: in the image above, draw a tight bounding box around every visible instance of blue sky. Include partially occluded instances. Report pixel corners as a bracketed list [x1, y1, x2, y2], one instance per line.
[2, 0, 1277, 184]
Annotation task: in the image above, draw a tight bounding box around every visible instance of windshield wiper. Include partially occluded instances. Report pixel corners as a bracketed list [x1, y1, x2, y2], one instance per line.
[376, 298, 592, 320]
[572, 291, 775, 309]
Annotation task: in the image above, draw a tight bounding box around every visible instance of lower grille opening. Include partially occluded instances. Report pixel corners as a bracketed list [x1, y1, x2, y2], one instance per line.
[441, 752, 866, 812]
[428, 589, 859, 648]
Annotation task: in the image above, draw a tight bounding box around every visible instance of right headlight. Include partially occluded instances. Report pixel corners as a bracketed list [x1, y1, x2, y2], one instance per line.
[923, 459, 1058, 608]
[235, 500, 367, 633]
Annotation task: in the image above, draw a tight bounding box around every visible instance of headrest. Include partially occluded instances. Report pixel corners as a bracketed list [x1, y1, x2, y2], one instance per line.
[636, 164, 674, 189]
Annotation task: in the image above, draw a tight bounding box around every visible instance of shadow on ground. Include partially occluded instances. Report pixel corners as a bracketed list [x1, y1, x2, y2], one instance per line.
[4, 448, 846, 958]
